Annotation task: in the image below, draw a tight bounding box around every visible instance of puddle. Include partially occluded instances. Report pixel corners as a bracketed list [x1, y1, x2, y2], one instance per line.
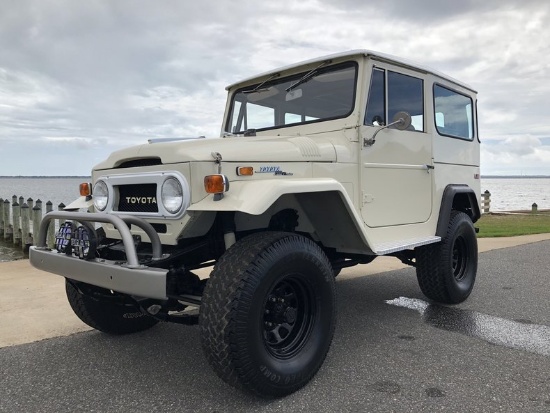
[386, 297, 550, 357]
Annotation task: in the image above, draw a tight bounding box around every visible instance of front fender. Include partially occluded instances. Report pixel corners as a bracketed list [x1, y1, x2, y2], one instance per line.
[188, 178, 350, 215]
[64, 196, 93, 210]
[188, 178, 376, 254]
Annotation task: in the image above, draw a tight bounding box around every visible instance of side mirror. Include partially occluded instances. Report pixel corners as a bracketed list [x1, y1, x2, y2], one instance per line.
[364, 111, 412, 147]
[391, 111, 412, 130]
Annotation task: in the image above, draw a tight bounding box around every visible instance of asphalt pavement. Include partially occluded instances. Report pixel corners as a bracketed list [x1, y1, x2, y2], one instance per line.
[1, 240, 550, 412]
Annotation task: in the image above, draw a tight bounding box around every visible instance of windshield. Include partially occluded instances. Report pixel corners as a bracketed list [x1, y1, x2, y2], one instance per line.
[226, 61, 357, 134]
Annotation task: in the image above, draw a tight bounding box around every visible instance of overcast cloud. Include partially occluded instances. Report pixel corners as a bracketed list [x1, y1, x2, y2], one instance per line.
[1, 0, 549, 175]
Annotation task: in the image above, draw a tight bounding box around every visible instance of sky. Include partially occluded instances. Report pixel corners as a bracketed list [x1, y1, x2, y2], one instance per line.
[1, 0, 550, 176]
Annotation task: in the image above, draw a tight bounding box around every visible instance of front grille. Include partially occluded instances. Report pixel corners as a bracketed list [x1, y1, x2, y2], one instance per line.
[128, 223, 167, 233]
[117, 184, 158, 213]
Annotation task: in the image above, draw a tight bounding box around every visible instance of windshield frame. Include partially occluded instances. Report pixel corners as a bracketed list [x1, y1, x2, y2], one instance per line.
[225, 61, 358, 134]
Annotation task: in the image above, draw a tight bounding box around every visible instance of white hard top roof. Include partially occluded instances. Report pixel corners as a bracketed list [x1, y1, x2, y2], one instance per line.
[226, 49, 476, 93]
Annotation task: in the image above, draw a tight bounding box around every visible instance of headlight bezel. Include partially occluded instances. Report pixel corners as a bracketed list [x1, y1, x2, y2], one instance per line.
[161, 177, 184, 214]
[93, 180, 109, 211]
[91, 172, 190, 218]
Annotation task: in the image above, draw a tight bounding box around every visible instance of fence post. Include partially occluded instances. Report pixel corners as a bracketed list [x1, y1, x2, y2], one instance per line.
[21, 203, 31, 252]
[482, 190, 491, 213]
[0, 197, 3, 235]
[3, 199, 11, 241]
[27, 198, 34, 244]
[12, 201, 21, 246]
[32, 204, 42, 247]
[46, 201, 55, 248]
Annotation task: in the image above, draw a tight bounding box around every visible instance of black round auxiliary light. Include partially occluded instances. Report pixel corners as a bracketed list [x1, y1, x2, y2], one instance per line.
[55, 221, 74, 254]
[71, 223, 98, 260]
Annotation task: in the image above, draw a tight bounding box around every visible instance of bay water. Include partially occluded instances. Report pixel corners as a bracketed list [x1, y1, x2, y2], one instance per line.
[1, 176, 549, 261]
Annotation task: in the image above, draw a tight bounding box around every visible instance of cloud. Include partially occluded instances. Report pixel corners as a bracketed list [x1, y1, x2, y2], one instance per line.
[42, 137, 108, 150]
[481, 135, 550, 175]
[1, 0, 550, 175]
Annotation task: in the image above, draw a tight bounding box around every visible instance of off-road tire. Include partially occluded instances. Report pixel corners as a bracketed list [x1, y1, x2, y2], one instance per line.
[416, 211, 477, 304]
[65, 280, 158, 334]
[199, 231, 336, 398]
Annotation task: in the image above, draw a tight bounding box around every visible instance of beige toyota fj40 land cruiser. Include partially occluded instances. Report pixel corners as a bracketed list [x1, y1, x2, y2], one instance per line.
[31, 50, 481, 397]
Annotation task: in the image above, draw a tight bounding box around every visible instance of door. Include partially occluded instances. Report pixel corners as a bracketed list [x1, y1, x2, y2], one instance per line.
[361, 66, 433, 227]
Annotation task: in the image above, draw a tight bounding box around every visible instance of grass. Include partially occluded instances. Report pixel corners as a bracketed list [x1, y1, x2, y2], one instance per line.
[476, 211, 550, 237]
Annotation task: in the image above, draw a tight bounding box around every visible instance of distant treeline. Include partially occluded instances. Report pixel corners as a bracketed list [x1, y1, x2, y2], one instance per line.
[1, 175, 549, 179]
[482, 175, 550, 179]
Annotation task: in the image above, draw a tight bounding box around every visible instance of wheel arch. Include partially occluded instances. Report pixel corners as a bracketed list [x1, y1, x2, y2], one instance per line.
[436, 184, 481, 238]
[188, 179, 373, 254]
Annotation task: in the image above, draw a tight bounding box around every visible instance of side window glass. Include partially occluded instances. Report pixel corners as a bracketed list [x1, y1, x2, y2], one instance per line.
[285, 113, 301, 124]
[364, 69, 385, 125]
[246, 104, 275, 130]
[284, 113, 319, 124]
[231, 101, 242, 133]
[434, 85, 473, 140]
[388, 71, 424, 131]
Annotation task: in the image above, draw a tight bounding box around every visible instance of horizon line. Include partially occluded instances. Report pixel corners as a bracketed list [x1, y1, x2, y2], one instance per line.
[2, 174, 550, 179]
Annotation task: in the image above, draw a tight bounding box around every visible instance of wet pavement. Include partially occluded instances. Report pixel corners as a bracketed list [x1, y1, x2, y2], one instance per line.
[387, 297, 550, 357]
[1, 241, 549, 412]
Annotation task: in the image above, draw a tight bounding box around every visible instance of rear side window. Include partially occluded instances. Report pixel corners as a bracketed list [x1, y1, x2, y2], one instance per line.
[434, 85, 474, 140]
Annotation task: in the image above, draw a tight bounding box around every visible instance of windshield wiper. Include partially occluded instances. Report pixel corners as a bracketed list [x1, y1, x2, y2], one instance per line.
[242, 73, 280, 94]
[285, 59, 333, 92]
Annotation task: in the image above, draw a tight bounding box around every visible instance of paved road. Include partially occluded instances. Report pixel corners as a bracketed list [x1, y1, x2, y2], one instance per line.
[1, 241, 549, 412]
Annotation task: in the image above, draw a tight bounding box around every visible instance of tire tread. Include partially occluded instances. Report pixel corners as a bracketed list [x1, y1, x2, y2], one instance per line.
[200, 231, 336, 397]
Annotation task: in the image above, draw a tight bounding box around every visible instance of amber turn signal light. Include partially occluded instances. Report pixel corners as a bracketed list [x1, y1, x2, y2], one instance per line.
[236, 166, 254, 176]
[79, 183, 92, 197]
[204, 174, 229, 194]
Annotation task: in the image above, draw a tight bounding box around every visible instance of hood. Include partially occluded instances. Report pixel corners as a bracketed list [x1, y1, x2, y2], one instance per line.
[94, 135, 337, 170]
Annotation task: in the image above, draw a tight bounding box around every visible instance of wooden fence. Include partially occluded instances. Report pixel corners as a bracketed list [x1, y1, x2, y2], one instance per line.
[0, 196, 66, 252]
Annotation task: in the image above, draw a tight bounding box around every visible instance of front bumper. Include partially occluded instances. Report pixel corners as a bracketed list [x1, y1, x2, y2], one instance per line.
[29, 211, 169, 300]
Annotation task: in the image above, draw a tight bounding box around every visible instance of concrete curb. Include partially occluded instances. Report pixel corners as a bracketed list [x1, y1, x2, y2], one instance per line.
[2, 233, 550, 348]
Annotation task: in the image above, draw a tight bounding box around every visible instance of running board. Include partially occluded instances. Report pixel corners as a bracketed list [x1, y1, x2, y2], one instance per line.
[373, 236, 441, 255]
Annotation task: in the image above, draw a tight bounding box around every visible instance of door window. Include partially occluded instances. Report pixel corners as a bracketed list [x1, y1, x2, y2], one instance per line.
[365, 68, 385, 126]
[365, 69, 424, 132]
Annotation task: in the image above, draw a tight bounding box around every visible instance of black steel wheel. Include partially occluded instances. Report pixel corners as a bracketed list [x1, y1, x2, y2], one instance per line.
[263, 277, 315, 359]
[416, 211, 478, 304]
[199, 231, 336, 398]
[451, 235, 469, 282]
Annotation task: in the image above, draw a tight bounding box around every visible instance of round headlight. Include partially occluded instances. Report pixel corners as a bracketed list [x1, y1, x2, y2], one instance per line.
[161, 177, 183, 214]
[93, 180, 109, 211]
